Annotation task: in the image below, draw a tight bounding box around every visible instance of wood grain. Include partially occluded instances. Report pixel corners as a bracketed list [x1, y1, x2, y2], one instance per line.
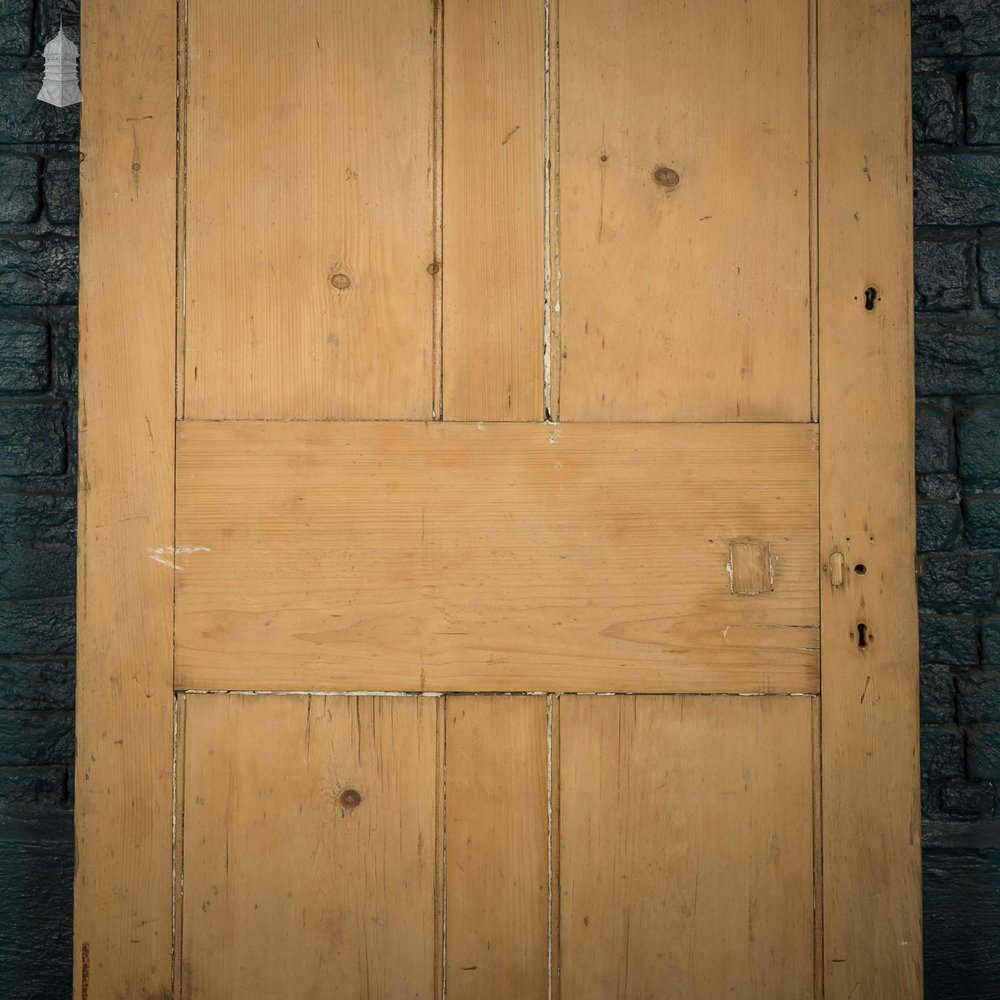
[443, 0, 545, 421]
[74, 1, 177, 996]
[174, 421, 819, 693]
[557, 0, 811, 422]
[180, 694, 439, 999]
[560, 695, 816, 999]
[818, 0, 923, 994]
[444, 696, 549, 999]
[183, 0, 435, 420]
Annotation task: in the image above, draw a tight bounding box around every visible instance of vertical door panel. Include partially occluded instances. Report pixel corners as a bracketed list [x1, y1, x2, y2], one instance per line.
[184, 0, 436, 420]
[181, 695, 439, 999]
[443, 0, 545, 421]
[560, 695, 816, 999]
[558, 0, 811, 422]
[444, 696, 549, 999]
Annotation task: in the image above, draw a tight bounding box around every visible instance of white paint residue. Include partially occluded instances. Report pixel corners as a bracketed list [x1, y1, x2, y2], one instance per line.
[547, 424, 560, 446]
[476, 421, 485, 431]
[148, 545, 211, 571]
[722, 626, 730, 642]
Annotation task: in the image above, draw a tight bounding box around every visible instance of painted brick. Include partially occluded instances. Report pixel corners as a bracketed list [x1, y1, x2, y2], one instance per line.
[0, 154, 39, 224]
[0, 71, 79, 145]
[918, 472, 962, 502]
[958, 672, 1000, 723]
[51, 316, 75, 395]
[0, 320, 49, 394]
[920, 614, 980, 667]
[914, 74, 960, 144]
[913, 0, 1000, 57]
[968, 72, 1000, 144]
[982, 618, 1000, 667]
[0, 823, 73, 1000]
[958, 406, 1000, 481]
[0, 492, 74, 544]
[919, 501, 964, 551]
[0, 543, 73, 600]
[978, 241, 1000, 310]
[916, 323, 1000, 395]
[43, 156, 78, 226]
[924, 663, 957, 723]
[965, 496, 1000, 549]
[0, 404, 64, 476]
[922, 725, 966, 779]
[940, 777, 997, 818]
[0, 600, 74, 657]
[915, 239, 973, 312]
[914, 155, 1000, 227]
[968, 726, 1000, 780]
[918, 554, 996, 611]
[0, 713, 72, 767]
[916, 403, 956, 474]
[0, 0, 33, 56]
[923, 844, 1000, 1000]
[0, 237, 78, 307]
[0, 662, 73, 712]
[0, 768, 67, 807]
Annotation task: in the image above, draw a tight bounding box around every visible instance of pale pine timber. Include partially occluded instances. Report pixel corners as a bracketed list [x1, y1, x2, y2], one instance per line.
[180, 694, 438, 999]
[558, 0, 811, 421]
[74, 1, 177, 997]
[174, 421, 819, 693]
[183, 0, 436, 420]
[443, 0, 545, 421]
[560, 695, 816, 999]
[444, 696, 549, 999]
[818, 0, 922, 994]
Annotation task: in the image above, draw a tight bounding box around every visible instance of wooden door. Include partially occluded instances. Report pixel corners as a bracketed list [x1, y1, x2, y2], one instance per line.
[75, 1, 921, 998]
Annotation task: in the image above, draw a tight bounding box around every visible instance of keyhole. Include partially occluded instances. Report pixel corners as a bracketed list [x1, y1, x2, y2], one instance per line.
[857, 622, 869, 649]
[864, 287, 878, 311]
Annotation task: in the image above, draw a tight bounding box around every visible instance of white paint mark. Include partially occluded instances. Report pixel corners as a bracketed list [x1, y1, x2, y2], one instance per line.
[548, 424, 560, 445]
[722, 626, 730, 641]
[148, 545, 211, 571]
[149, 552, 181, 571]
[476, 422, 485, 431]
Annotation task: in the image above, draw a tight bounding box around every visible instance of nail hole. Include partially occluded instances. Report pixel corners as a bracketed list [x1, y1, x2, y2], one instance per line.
[857, 623, 869, 649]
[854, 563, 867, 575]
[864, 286, 878, 310]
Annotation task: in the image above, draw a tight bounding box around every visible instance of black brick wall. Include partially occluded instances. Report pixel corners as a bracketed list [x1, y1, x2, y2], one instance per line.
[1, 1, 999, 997]
[0, 1, 78, 998]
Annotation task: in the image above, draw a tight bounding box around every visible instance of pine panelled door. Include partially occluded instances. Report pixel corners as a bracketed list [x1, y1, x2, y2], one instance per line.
[75, 1, 921, 998]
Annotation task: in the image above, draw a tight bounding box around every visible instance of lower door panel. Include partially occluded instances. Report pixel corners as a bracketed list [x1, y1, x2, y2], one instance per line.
[178, 692, 816, 999]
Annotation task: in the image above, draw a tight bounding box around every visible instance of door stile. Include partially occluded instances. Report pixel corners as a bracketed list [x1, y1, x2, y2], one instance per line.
[75, 0, 178, 996]
[818, 0, 922, 996]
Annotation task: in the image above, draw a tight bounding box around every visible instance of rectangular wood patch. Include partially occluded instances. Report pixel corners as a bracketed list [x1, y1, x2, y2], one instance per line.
[174, 421, 819, 693]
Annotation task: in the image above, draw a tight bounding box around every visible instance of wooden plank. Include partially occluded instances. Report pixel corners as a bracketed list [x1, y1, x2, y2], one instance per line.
[442, 0, 545, 421]
[183, 0, 435, 420]
[557, 0, 811, 422]
[444, 696, 549, 999]
[180, 694, 439, 999]
[74, 2, 177, 996]
[174, 421, 819, 693]
[817, 0, 922, 995]
[560, 695, 816, 999]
